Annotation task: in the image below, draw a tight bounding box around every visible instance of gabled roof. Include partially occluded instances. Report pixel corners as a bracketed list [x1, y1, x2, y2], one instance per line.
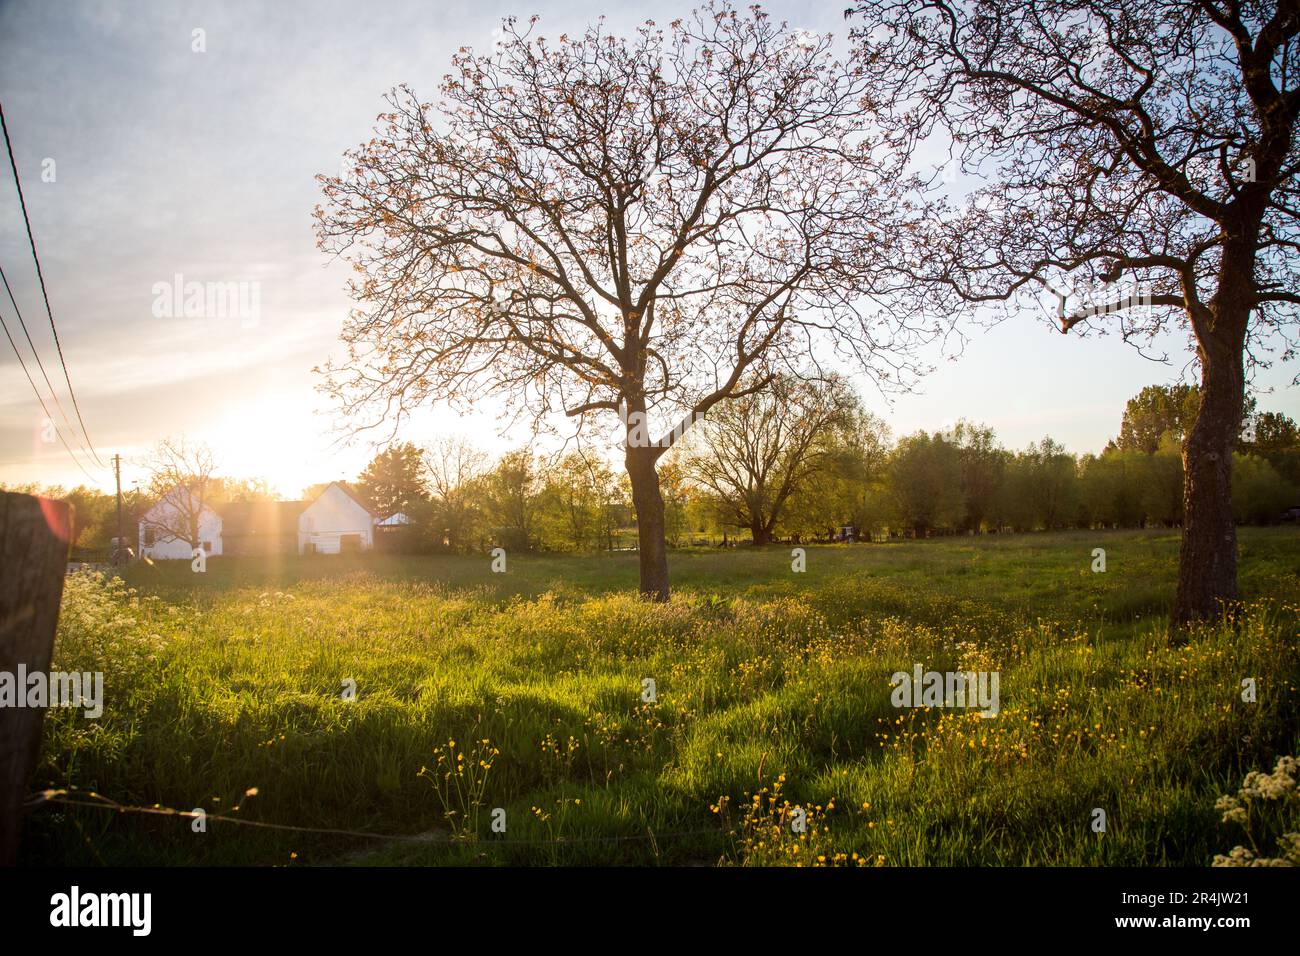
[218, 500, 307, 536]
[308, 481, 377, 517]
[142, 484, 220, 522]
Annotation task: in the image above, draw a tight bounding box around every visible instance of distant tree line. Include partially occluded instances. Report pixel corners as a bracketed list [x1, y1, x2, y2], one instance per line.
[8, 383, 1296, 555]
[657, 379, 1297, 543]
[357, 381, 1299, 551]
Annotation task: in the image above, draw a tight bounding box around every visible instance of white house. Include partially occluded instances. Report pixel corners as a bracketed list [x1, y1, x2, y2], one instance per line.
[139, 487, 223, 560]
[298, 482, 375, 554]
[136, 481, 377, 559]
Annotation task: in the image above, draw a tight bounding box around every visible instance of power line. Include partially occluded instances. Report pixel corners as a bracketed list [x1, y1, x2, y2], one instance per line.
[0, 98, 103, 466]
[0, 261, 98, 466]
[0, 300, 101, 483]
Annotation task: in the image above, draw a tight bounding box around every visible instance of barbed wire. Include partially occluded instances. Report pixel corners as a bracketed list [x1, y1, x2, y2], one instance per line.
[25, 789, 723, 849]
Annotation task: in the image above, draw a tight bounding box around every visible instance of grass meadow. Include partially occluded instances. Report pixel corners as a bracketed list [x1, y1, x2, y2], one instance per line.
[23, 528, 1300, 866]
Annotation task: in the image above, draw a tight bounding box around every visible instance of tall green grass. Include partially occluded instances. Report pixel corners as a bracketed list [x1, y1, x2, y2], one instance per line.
[24, 528, 1300, 866]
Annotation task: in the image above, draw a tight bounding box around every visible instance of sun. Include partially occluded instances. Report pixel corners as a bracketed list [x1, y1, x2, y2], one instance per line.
[200, 394, 339, 499]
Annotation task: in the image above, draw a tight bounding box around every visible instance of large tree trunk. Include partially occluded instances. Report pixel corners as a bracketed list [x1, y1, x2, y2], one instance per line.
[750, 521, 771, 546]
[1173, 254, 1252, 626]
[626, 445, 670, 601]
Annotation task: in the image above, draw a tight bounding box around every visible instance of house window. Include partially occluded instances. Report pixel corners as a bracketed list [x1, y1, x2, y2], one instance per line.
[143, 527, 155, 546]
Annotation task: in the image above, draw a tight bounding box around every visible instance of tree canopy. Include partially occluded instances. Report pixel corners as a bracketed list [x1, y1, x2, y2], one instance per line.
[847, 0, 1300, 623]
[315, 3, 938, 598]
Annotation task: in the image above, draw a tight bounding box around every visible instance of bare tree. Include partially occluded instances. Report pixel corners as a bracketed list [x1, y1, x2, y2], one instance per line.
[849, 0, 1300, 623]
[315, 4, 935, 599]
[686, 374, 857, 544]
[423, 437, 489, 553]
[141, 438, 218, 552]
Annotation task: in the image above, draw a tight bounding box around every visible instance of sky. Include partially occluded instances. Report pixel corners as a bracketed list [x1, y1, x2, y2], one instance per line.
[0, 0, 1296, 499]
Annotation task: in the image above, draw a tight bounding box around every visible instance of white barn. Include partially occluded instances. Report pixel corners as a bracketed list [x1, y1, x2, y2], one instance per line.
[139, 488, 223, 560]
[298, 482, 375, 554]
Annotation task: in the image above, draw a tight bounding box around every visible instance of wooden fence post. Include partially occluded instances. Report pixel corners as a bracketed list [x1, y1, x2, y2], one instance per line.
[0, 492, 72, 866]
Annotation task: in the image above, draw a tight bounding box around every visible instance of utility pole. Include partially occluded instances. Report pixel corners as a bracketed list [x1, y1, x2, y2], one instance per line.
[113, 453, 123, 565]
